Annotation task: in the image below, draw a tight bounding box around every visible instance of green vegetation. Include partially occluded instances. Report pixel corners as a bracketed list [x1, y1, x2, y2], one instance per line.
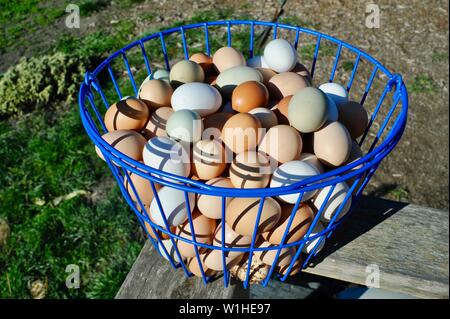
[409, 75, 436, 93]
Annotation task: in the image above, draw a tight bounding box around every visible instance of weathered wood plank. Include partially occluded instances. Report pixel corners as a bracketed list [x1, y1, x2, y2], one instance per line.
[116, 196, 449, 299]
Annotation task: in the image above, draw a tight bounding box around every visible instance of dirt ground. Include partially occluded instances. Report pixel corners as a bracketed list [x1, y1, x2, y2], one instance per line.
[2, 0, 449, 209]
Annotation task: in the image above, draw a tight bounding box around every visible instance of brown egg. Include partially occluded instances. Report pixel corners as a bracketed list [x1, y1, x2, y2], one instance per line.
[256, 67, 277, 85]
[143, 216, 173, 240]
[258, 125, 302, 164]
[276, 257, 303, 276]
[338, 101, 369, 139]
[124, 171, 159, 205]
[206, 75, 217, 85]
[229, 151, 271, 189]
[139, 79, 173, 108]
[262, 203, 314, 245]
[212, 222, 252, 260]
[175, 210, 216, 258]
[202, 248, 244, 272]
[187, 256, 217, 277]
[141, 106, 173, 139]
[189, 52, 213, 73]
[197, 178, 234, 219]
[203, 112, 233, 133]
[104, 98, 149, 132]
[193, 140, 227, 180]
[212, 47, 246, 73]
[313, 121, 352, 167]
[268, 72, 309, 100]
[292, 62, 312, 85]
[254, 240, 295, 267]
[229, 255, 269, 284]
[231, 81, 269, 113]
[276, 95, 292, 119]
[221, 113, 262, 153]
[299, 153, 325, 174]
[95, 130, 147, 161]
[226, 197, 281, 236]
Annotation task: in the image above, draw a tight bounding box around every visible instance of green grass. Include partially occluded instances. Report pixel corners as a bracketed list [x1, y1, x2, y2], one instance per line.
[0, 106, 143, 298]
[409, 75, 436, 93]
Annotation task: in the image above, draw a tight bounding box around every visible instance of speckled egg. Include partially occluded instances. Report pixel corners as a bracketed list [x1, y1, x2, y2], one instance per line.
[229, 256, 269, 284]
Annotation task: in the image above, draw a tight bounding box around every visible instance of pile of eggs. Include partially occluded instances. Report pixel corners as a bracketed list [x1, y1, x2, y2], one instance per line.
[95, 38, 369, 283]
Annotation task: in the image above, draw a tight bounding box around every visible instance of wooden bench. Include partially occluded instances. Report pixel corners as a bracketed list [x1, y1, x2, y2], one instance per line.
[116, 196, 449, 299]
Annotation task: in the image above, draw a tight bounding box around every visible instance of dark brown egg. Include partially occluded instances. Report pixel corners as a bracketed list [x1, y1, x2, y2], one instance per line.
[231, 81, 269, 113]
[337, 101, 369, 139]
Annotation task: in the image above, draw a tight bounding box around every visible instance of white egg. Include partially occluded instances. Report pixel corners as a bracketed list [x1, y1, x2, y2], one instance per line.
[143, 136, 190, 180]
[171, 82, 222, 117]
[248, 107, 278, 130]
[312, 182, 352, 222]
[325, 94, 339, 122]
[302, 222, 326, 254]
[270, 160, 320, 203]
[263, 39, 298, 72]
[246, 55, 269, 68]
[150, 186, 195, 227]
[158, 239, 185, 263]
[319, 82, 348, 106]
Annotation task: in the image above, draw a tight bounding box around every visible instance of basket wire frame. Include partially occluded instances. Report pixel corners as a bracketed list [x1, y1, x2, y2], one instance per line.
[78, 20, 408, 288]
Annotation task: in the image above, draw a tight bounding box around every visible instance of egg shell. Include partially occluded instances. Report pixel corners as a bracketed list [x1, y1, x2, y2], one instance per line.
[231, 81, 269, 112]
[299, 152, 325, 174]
[144, 218, 172, 240]
[158, 239, 185, 263]
[193, 139, 227, 180]
[276, 95, 292, 119]
[256, 67, 277, 86]
[292, 62, 312, 85]
[197, 178, 234, 219]
[288, 87, 328, 133]
[175, 210, 216, 258]
[302, 222, 326, 254]
[202, 248, 244, 272]
[203, 112, 233, 132]
[313, 182, 352, 222]
[143, 136, 190, 180]
[229, 151, 272, 189]
[212, 222, 253, 259]
[258, 125, 303, 164]
[104, 98, 149, 132]
[262, 203, 314, 245]
[169, 60, 205, 87]
[268, 72, 309, 100]
[318, 82, 348, 106]
[263, 38, 298, 72]
[248, 107, 278, 130]
[149, 186, 195, 227]
[337, 101, 369, 139]
[313, 121, 352, 167]
[212, 47, 246, 73]
[189, 52, 213, 73]
[124, 171, 158, 205]
[325, 94, 339, 122]
[166, 109, 203, 143]
[215, 66, 263, 99]
[254, 240, 295, 267]
[246, 55, 269, 68]
[171, 82, 222, 117]
[187, 256, 217, 277]
[221, 113, 262, 153]
[229, 255, 269, 284]
[345, 140, 365, 193]
[139, 79, 173, 108]
[141, 106, 173, 139]
[270, 160, 320, 203]
[150, 69, 170, 82]
[276, 257, 303, 276]
[226, 197, 281, 236]
[95, 130, 147, 162]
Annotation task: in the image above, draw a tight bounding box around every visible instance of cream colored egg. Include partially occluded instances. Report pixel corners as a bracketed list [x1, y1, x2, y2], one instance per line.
[212, 47, 246, 73]
[258, 125, 302, 164]
[313, 121, 352, 167]
[313, 182, 352, 222]
[197, 178, 234, 219]
[268, 72, 309, 100]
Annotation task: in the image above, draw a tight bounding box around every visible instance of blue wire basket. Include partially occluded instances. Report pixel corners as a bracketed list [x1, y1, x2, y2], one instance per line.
[78, 20, 408, 288]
